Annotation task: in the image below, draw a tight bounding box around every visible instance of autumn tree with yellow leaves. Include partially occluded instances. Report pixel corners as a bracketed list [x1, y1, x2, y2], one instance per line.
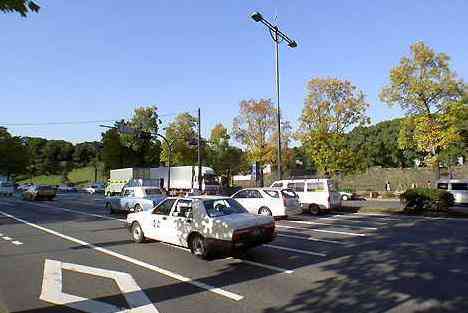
[380, 41, 465, 179]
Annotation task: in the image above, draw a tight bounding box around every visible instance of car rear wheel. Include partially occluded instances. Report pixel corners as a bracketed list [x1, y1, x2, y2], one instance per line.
[190, 234, 210, 259]
[258, 207, 272, 216]
[131, 222, 145, 243]
[134, 204, 143, 212]
[342, 195, 349, 201]
[310, 204, 320, 215]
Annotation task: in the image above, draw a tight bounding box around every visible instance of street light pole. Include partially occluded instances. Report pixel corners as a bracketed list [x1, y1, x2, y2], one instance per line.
[250, 11, 297, 180]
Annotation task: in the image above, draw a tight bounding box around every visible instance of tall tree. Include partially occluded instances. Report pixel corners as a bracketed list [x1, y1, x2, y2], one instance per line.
[297, 78, 370, 175]
[0, 127, 29, 178]
[232, 99, 276, 167]
[380, 41, 465, 177]
[160, 113, 198, 166]
[0, 0, 40, 17]
[207, 123, 245, 185]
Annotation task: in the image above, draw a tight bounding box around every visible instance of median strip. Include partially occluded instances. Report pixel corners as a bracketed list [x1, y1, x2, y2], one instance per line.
[264, 244, 326, 257]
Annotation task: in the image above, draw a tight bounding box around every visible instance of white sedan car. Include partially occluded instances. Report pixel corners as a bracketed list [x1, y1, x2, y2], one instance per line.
[126, 196, 275, 259]
[231, 188, 300, 217]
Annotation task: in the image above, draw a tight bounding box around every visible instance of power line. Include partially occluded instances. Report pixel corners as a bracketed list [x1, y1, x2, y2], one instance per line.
[0, 110, 197, 127]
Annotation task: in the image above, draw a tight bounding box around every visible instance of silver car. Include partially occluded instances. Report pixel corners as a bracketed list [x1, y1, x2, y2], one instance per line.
[105, 186, 166, 214]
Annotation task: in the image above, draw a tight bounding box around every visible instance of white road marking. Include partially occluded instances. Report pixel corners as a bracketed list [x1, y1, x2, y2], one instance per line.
[225, 257, 294, 274]
[160, 243, 294, 274]
[12, 240, 23, 245]
[277, 233, 344, 245]
[264, 244, 326, 257]
[2, 236, 12, 240]
[41, 259, 160, 313]
[276, 224, 367, 237]
[316, 216, 387, 225]
[0, 210, 243, 301]
[332, 214, 400, 221]
[285, 220, 378, 230]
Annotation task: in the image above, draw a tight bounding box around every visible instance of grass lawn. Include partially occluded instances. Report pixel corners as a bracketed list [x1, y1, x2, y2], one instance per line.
[18, 165, 106, 186]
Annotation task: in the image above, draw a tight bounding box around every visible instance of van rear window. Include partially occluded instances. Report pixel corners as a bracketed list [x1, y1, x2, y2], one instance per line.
[307, 182, 325, 192]
[451, 183, 468, 191]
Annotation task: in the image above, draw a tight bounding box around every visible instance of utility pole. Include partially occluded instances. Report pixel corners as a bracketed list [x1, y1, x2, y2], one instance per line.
[197, 108, 202, 192]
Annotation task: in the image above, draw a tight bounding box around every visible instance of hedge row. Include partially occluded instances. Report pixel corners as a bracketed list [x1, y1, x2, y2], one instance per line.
[400, 188, 455, 212]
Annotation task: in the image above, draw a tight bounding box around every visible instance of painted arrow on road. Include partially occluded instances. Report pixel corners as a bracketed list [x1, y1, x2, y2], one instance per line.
[40, 259, 159, 313]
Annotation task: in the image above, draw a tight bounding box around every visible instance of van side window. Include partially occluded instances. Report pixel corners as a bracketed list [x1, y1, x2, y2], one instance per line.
[451, 183, 468, 191]
[307, 182, 324, 192]
[294, 182, 305, 193]
[437, 183, 448, 190]
[287, 183, 295, 189]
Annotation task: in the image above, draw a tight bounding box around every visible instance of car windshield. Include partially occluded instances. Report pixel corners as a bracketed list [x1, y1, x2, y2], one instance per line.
[204, 198, 248, 217]
[264, 190, 279, 198]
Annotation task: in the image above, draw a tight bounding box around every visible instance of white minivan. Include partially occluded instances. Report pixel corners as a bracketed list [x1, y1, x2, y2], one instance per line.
[436, 179, 468, 205]
[271, 179, 341, 214]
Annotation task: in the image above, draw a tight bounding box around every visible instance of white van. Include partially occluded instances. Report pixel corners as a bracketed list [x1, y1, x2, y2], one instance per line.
[271, 178, 341, 214]
[436, 179, 468, 205]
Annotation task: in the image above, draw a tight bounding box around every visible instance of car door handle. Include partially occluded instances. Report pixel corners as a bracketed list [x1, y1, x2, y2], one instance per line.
[162, 216, 167, 220]
[185, 219, 192, 224]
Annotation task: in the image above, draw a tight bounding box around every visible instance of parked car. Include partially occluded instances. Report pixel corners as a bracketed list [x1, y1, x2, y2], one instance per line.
[58, 184, 78, 193]
[23, 185, 56, 201]
[0, 182, 15, 196]
[105, 186, 166, 214]
[436, 179, 468, 205]
[231, 188, 300, 217]
[271, 178, 341, 214]
[339, 191, 354, 201]
[84, 183, 105, 194]
[126, 196, 275, 259]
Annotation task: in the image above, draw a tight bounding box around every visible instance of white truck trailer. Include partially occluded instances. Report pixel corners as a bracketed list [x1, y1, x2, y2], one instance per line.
[105, 166, 218, 196]
[150, 166, 218, 194]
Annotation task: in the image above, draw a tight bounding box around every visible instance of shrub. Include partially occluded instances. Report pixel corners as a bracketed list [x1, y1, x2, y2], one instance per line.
[400, 188, 455, 213]
[381, 191, 396, 199]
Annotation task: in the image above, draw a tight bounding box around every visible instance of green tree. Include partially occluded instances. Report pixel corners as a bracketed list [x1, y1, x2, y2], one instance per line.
[297, 78, 370, 175]
[160, 113, 198, 166]
[101, 128, 125, 172]
[1, 0, 40, 17]
[380, 41, 465, 177]
[0, 127, 29, 178]
[207, 123, 245, 186]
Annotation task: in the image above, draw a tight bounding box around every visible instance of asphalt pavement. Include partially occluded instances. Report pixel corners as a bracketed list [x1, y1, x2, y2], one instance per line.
[1, 193, 468, 313]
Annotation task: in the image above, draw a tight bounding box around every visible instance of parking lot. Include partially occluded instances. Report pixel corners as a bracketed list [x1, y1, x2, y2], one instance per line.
[1, 193, 468, 313]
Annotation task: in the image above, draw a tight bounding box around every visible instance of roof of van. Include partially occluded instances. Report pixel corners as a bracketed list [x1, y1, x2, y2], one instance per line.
[437, 179, 468, 183]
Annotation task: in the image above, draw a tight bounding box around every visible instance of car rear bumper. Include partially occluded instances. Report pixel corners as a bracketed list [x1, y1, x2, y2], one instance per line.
[206, 232, 276, 254]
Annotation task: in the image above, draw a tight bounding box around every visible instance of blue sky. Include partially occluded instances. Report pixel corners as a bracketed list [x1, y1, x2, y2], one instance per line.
[1, 0, 467, 143]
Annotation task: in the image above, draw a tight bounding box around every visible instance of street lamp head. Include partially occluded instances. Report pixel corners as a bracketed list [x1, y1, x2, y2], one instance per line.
[288, 40, 298, 48]
[251, 11, 263, 22]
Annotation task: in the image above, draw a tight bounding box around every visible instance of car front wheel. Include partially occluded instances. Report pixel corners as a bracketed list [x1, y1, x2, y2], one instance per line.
[131, 222, 145, 243]
[310, 204, 320, 215]
[342, 195, 349, 201]
[190, 234, 210, 259]
[134, 204, 143, 212]
[258, 207, 272, 216]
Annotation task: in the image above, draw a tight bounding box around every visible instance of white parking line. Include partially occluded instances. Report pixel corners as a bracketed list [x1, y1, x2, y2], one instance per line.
[160, 243, 294, 274]
[317, 216, 387, 225]
[277, 233, 344, 245]
[332, 214, 400, 222]
[276, 224, 367, 237]
[0, 210, 243, 301]
[2, 236, 12, 240]
[285, 220, 378, 230]
[263, 244, 326, 257]
[12, 241, 23, 245]
[225, 257, 294, 274]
